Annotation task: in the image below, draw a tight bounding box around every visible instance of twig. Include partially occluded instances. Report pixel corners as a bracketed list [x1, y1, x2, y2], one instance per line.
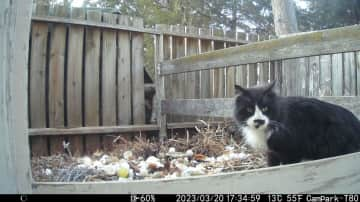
[62, 141, 72, 158]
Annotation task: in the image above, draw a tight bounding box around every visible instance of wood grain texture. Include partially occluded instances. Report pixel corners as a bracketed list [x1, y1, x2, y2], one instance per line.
[171, 25, 186, 122]
[66, 7, 85, 156]
[84, 10, 101, 154]
[248, 64, 258, 87]
[131, 17, 145, 124]
[199, 37, 212, 99]
[48, 5, 67, 155]
[357, 51, 360, 95]
[0, 0, 33, 193]
[117, 15, 132, 125]
[331, 53, 343, 96]
[184, 26, 200, 121]
[308, 56, 320, 96]
[29, 4, 49, 156]
[32, 16, 248, 44]
[162, 97, 360, 119]
[319, 55, 332, 96]
[29, 125, 159, 136]
[213, 41, 225, 98]
[101, 13, 117, 151]
[161, 25, 360, 75]
[33, 151, 360, 194]
[343, 52, 356, 96]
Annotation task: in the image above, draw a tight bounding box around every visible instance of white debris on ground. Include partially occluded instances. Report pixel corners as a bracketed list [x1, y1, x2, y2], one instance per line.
[31, 121, 266, 182]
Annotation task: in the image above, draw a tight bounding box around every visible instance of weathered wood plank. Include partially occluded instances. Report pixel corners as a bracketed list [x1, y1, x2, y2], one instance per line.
[84, 10, 101, 154]
[162, 97, 360, 118]
[258, 62, 269, 85]
[32, 151, 360, 194]
[213, 41, 225, 98]
[171, 25, 186, 122]
[154, 34, 167, 140]
[48, 5, 67, 155]
[343, 52, 356, 96]
[308, 56, 320, 96]
[357, 51, 360, 95]
[161, 25, 360, 75]
[184, 26, 200, 121]
[226, 66, 235, 97]
[273, 60, 283, 95]
[131, 17, 145, 124]
[66, 7, 85, 156]
[235, 65, 247, 88]
[101, 13, 117, 151]
[319, 55, 332, 96]
[29, 3, 49, 156]
[32, 16, 249, 44]
[0, 0, 33, 193]
[199, 37, 212, 99]
[332, 53, 343, 96]
[248, 64, 258, 87]
[29, 125, 159, 136]
[185, 26, 200, 100]
[117, 15, 132, 125]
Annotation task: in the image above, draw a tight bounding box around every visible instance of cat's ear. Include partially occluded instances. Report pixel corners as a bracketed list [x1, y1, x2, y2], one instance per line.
[235, 85, 248, 95]
[264, 81, 276, 94]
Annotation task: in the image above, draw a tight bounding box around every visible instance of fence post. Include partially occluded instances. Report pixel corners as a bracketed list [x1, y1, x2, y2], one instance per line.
[155, 34, 167, 140]
[0, 0, 33, 193]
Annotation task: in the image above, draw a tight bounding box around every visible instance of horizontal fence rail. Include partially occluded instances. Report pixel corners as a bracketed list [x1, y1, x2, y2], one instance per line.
[160, 25, 360, 75]
[161, 97, 360, 118]
[32, 16, 249, 44]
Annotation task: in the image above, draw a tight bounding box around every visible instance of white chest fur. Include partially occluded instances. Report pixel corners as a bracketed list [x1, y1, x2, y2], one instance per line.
[242, 127, 269, 151]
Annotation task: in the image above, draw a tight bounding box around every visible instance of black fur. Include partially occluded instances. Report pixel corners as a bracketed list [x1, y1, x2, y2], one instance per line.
[234, 81, 360, 166]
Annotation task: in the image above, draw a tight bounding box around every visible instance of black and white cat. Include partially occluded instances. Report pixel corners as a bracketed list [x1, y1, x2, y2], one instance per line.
[233, 81, 360, 166]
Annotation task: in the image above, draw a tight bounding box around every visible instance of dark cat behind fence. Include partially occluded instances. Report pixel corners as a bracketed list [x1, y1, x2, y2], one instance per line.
[233, 81, 360, 166]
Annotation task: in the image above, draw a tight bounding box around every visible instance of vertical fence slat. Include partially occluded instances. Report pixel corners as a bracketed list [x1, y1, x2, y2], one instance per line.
[332, 53, 343, 96]
[66, 7, 85, 156]
[343, 52, 356, 96]
[171, 25, 186, 122]
[84, 10, 101, 154]
[248, 63, 257, 87]
[184, 26, 200, 121]
[131, 17, 145, 124]
[308, 56, 320, 96]
[274, 60, 283, 95]
[101, 13, 117, 151]
[185, 26, 199, 100]
[213, 38, 225, 97]
[357, 51, 360, 96]
[236, 32, 247, 89]
[117, 15, 132, 125]
[319, 55, 332, 96]
[48, 5, 67, 155]
[199, 28, 212, 100]
[30, 4, 49, 156]
[258, 34, 269, 86]
[225, 40, 236, 97]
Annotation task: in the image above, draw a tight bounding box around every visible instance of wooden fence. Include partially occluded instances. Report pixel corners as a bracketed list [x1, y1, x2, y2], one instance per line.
[28, 3, 249, 156]
[158, 24, 360, 139]
[154, 25, 264, 122]
[29, 4, 146, 156]
[158, 26, 360, 110]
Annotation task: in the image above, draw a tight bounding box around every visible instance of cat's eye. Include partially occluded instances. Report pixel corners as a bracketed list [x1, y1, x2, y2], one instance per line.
[262, 107, 268, 112]
[246, 107, 253, 113]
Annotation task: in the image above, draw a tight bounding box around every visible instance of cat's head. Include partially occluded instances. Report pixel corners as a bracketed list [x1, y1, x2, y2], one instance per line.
[233, 81, 277, 131]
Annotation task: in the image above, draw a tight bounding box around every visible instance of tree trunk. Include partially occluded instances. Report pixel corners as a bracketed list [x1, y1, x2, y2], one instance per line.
[0, 0, 33, 193]
[271, 0, 298, 36]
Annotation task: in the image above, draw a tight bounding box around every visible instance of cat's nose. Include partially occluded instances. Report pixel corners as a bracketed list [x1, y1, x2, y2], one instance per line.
[253, 119, 265, 128]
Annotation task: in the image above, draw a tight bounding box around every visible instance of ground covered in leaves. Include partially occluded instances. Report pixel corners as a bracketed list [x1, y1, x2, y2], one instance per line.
[31, 121, 266, 182]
